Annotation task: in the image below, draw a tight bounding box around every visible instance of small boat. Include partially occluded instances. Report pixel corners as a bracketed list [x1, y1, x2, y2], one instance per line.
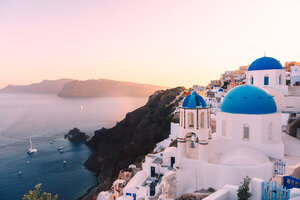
[58, 147, 63, 151]
[27, 138, 37, 154]
[18, 171, 22, 176]
[59, 149, 64, 153]
[63, 161, 66, 165]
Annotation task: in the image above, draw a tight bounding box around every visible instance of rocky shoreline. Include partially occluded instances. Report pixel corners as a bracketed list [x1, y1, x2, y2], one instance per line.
[80, 87, 185, 200]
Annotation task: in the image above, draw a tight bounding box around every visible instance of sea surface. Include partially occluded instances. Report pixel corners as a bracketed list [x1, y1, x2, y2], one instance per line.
[0, 93, 148, 200]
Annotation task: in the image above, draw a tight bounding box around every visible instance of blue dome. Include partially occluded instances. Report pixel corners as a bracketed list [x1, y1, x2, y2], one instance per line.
[182, 91, 207, 109]
[248, 57, 283, 71]
[214, 85, 218, 87]
[221, 85, 277, 114]
[218, 88, 224, 92]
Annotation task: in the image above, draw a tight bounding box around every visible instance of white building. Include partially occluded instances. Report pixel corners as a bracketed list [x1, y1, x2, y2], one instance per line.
[191, 85, 205, 92]
[216, 84, 284, 160]
[205, 97, 221, 114]
[175, 85, 279, 196]
[120, 147, 177, 200]
[246, 56, 288, 95]
[245, 57, 300, 113]
[177, 91, 211, 164]
[291, 65, 300, 86]
[214, 88, 224, 98]
[211, 85, 220, 93]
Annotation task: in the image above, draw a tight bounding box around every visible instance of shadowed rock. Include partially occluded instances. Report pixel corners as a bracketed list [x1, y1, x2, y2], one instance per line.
[65, 128, 90, 142]
[81, 87, 185, 199]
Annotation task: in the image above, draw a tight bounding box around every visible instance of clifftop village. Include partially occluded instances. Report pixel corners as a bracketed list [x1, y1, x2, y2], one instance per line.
[206, 60, 300, 91]
[97, 57, 300, 200]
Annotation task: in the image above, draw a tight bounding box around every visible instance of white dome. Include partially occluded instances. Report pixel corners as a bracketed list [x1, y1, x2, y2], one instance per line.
[220, 146, 270, 166]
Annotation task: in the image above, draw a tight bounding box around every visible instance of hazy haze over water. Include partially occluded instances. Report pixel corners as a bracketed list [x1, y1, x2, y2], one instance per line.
[0, 93, 147, 147]
[0, 94, 147, 200]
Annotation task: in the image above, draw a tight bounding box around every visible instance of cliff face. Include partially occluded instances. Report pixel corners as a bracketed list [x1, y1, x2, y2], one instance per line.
[82, 87, 185, 199]
[0, 79, 73, 94]
[58, 79, 168, 97]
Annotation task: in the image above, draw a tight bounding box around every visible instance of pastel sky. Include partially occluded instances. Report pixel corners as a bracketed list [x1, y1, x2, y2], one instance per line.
[1, 0, 300, 89]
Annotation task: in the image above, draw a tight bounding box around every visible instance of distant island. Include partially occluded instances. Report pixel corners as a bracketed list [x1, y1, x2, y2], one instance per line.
[0, 79, 73, 94]
[58, 79, 168, 97]
[0, 79, 168, 97]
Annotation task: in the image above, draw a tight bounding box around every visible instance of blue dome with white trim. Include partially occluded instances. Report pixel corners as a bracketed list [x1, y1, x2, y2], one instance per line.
[218, 88, 224, 92]
[248, 57, 283, 71]
[221, 85, 277, 114]
[182, 91, 207, 109]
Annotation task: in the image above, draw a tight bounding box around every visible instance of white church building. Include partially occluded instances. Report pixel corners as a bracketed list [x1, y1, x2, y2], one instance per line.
[246, 56, 288, 95]
[175, 85, 282, 196]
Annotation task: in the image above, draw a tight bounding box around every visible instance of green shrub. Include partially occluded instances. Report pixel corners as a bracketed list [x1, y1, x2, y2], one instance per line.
[237, 176, 252, 200]
[23, 184, 58, 200]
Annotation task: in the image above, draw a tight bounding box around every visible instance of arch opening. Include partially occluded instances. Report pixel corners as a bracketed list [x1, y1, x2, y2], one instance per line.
[188, 112, 194, 128]
[200, 112, 205, 128]
[184, 132, 199, 159]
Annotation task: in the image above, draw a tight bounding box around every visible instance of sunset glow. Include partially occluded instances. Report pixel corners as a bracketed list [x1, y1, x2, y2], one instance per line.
[1, 0, 300, 88]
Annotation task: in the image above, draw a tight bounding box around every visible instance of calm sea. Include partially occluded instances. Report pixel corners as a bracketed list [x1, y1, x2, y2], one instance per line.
[0, 93, 147, 200]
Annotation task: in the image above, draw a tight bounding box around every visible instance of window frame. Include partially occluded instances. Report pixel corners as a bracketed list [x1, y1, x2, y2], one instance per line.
[243, 124, 250, 140]
[264, 75, 269, 85]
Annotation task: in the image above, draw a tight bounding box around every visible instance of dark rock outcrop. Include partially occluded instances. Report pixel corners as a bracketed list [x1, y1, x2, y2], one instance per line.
[58, 79, 168, 97]
[81, 87, 185, 199]
[64, 128, 90, 142]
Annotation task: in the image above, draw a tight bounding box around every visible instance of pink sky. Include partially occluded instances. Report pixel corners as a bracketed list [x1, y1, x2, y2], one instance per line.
[1, 0, 300, 89]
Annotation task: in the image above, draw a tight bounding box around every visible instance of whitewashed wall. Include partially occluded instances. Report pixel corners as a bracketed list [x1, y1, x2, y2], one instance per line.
[246, 69, 288, 95]
[176, 159, 273, 196]
[215, 111, 284, 160]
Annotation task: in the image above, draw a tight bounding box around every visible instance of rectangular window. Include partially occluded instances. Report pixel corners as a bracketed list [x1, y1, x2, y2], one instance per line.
[279, 75, 282, 85]
[251, 77, 254, 85]
[243, 126, 249, 140]
[264, 76, 269, 85]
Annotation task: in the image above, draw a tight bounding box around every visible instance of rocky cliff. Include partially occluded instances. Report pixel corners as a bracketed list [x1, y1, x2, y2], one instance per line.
[82, 87, 185, 199]
[58, 79, 168, 97]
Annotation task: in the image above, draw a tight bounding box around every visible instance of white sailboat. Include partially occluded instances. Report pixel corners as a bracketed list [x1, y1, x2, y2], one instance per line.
[27, 138, 37, 154]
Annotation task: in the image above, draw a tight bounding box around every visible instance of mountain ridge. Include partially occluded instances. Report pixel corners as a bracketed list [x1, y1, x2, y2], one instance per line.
[0, 79, 168, 97]
[58, 79, 168, 97]
[0, 79, 73, 94]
